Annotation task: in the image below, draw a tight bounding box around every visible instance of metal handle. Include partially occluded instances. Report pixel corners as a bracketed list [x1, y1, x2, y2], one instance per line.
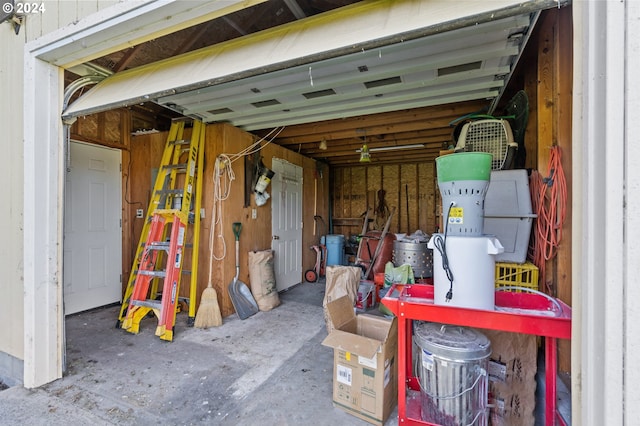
[273, 235, 280, 240]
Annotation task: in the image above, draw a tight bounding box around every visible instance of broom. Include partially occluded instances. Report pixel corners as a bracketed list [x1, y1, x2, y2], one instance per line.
[194, 164, 223, 328]
[194, 279, 222, 328]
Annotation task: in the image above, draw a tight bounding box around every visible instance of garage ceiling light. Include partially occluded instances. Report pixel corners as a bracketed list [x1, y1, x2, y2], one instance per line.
[356, 144, 425, 153]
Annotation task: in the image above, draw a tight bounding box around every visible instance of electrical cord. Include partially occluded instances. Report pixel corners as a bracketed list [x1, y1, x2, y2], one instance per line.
[224, 126, 286, 165]
[433, 202, 455, 301]
[528, 146, 567, 295]
[209, 127, 286, 261]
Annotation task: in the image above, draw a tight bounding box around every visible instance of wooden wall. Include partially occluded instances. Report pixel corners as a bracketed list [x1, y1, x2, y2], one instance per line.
[534, 6, 573, 374]
[331, 162, 437, 238]
[126, 123, 328, 318]
[494, 7, 573, 373]
[71, 110, 127, 148]
[494, 6, 574, 374]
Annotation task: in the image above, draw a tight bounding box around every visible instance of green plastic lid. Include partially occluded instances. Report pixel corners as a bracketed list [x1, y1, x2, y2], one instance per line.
[436, 152, 492, 182]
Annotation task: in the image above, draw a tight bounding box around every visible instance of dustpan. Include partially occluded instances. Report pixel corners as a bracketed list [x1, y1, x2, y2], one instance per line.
[229, 279, 259, 319]
[228, 222, 259, 319]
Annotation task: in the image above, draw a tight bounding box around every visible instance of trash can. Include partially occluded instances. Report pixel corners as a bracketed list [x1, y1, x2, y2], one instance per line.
[324, 234, 345, 266]
[414, 322, 491, 426]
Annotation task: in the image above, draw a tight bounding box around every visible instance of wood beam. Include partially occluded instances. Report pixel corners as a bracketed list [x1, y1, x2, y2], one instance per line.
[270, 101, 487, 140]
[113, 45, 144, 72]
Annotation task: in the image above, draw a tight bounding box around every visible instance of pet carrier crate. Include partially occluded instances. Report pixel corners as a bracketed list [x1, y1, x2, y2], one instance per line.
[454, 119, 518, 170]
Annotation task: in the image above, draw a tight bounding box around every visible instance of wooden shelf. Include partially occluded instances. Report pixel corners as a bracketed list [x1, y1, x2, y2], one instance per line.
[331, 217, 364, 226]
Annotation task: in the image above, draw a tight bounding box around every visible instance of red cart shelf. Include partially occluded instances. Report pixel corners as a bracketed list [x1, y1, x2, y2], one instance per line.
[381, 284, 571, 426]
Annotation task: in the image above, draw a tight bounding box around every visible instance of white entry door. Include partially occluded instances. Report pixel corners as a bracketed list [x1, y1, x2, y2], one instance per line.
[271, 158, 302, 291]
[64, 141, 122, 315]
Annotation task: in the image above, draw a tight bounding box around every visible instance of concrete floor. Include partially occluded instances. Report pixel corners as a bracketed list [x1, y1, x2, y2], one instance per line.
[0, 281, 397, 425]
[0, 280, 571, 425]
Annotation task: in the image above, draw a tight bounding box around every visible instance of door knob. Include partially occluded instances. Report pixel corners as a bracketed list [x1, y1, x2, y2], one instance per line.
[273, 235, 280, 240]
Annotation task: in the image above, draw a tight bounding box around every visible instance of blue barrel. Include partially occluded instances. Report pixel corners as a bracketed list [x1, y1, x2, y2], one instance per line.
[325, 234, 345, 266]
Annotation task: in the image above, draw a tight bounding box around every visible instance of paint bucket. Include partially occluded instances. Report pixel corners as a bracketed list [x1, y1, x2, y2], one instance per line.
[427, 234, 503, 311]
[414, 322, 491, 426]
[436, 153, 492, 236]
[325, 234, 345, 266]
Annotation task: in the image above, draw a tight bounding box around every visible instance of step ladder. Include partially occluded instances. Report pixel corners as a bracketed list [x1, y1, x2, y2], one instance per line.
[118, 118, 205, 341]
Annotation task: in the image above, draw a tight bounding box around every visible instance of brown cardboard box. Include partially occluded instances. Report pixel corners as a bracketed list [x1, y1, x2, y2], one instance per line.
[322, 296, 398, 425]
[480, 329, 538, 426]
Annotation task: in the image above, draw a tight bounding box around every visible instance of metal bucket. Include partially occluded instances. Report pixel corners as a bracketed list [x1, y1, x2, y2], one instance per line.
[414, 322, 491, 426]
[392, 241, 433, 278]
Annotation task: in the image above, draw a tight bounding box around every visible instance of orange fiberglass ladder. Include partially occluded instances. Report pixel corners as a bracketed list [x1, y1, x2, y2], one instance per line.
[118, 118, 205, 341]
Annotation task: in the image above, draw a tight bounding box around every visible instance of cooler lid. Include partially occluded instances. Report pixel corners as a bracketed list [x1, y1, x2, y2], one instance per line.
[413, 322, 491, 360]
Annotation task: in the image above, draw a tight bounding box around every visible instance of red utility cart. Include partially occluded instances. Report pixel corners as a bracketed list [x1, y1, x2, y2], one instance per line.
[381, 284, 571, 426]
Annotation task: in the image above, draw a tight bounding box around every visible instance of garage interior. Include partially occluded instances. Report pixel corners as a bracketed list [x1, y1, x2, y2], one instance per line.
[49, 1, 573, 425]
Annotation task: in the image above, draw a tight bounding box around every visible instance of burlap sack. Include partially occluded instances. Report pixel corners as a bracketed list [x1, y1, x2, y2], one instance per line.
[248, 250, 280, 311]
[322, 265, 360, 333]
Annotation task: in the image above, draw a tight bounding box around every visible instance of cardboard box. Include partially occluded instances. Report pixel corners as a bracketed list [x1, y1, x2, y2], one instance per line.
[480, 329, 538, 426]
[322, 296, 398, 425]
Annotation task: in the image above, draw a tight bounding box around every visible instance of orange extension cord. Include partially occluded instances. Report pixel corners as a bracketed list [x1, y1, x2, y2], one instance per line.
[529, 146, 567, 295]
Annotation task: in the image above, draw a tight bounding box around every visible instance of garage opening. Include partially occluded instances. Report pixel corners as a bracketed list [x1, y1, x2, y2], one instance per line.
[53, 1, 572, 425]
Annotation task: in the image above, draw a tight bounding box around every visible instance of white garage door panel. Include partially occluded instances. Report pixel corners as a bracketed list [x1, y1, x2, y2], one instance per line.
[62, 0, 549, 121]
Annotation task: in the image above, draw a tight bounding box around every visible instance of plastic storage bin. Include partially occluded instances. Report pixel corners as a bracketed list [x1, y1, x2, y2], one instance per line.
[484, 170, 536, 263]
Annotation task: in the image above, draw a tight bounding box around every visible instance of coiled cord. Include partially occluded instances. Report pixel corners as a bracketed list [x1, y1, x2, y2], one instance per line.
[529, 146, 567, 295]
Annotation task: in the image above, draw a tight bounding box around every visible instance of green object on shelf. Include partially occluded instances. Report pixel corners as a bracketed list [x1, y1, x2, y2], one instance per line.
[379, 262, 415, 316]
[436, 152, 492, 183]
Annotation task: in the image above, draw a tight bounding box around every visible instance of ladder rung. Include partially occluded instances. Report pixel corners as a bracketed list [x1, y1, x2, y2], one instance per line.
[156, 189, 185, 195]
[171, 139, 191, 145]
[152, 208, 184, 217]
[163, 164, 187, 171]
[132, 299, 162, 309]
[140, 233, 193, 250]
[147, 242, 171, 251]
[137, 270, 167, 278]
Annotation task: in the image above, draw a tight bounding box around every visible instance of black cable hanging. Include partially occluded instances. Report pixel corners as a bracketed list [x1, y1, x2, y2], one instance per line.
[433, 202, 455, 301]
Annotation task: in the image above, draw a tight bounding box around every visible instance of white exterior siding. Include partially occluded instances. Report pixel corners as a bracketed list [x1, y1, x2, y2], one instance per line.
[573, 1, 640, 424]
[0, 21, 26, 383]
[24, 1, 112, 40]
[0, 0, 118, 386]
[626, 1, 640, 422]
